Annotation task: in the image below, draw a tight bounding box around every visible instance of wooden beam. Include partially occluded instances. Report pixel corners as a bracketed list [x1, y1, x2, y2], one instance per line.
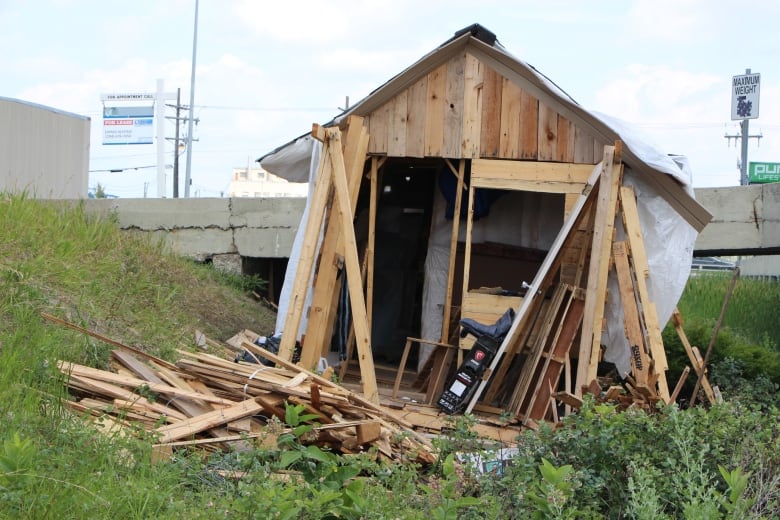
[326, 127, 379, 404]
[441, 158, 466, 342]
[155, 399, 264, 444]
[576, 143, 623, 395]
[612, 241, 650, 388]
[619, 185, 670, 401]
[471, 159, 593, 184]
[670, 309, 718, 405]
[278, 125, 333, 361]
[298, 117, 369, 369]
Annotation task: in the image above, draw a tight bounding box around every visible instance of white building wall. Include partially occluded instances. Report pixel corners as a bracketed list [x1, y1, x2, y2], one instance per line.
[0, 97, 90, 199]
[227, 166, 308, 198]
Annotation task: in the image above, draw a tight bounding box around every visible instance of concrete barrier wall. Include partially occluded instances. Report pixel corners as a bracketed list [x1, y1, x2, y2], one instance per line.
[83, 197, 306, 259]
[694, 183, 780, 255]
[72, 184, 779, 265]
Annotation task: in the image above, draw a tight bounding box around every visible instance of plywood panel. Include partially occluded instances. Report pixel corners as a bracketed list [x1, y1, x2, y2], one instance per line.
[406, 75, 428, 158]
[538, 102, 558, 161]
[480, 65, 503, 158]
[443, 53, 465, 158]
[424, 63, 447, 157]
[388, 90, 408, 157]
[461, 54, 483, 158]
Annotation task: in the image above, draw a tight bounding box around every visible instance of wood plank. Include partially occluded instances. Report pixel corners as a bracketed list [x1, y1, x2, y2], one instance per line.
[557, 117, 575, 163]
[472, 178, 586, 193]
[366, 157, 381, 333]
[155, 399, 264, 444]
[388, 91, 408, 157]
[573, 125, 596, 164]
[443, 53, 465, 158]
[59, 361, 235, 407]
[670, 309, 718, 404]
[441, 159, 466, 343]
[41, 313, 177, 371]
[537, 102, 558, 161]
[406, 76, 427, 157]
[424, 63, 447, 157]
[471, 158, 593, 183]
[111, 350, 165, 385]
[612, 241, 650, 387]
[479, 64, 503, 158]
[278, 127, 333, 360]
[619, 185, 670, 401]
[299, 117, 369, 368]
[576, 143, 623, 394]
[499, 77, 523, 159]
[65, 374, 187, 422]
[326, 127, 379, 404]
[526, 291, 585, 422]
[518, 89, 539, 159]
[368, 102, 389, 155]
[461, 53, 483, 158]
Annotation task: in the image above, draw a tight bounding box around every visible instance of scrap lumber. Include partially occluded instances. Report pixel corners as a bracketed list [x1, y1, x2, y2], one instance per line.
[618, 186, 670, 400]
[612, 241, 650, 388]
[50, 316, 434, 464]
[464, 158, 603, 414]
[670, 309, 718, 405]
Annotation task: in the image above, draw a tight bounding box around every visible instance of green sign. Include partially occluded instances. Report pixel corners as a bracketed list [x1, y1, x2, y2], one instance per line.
[749, 162, 780, 184]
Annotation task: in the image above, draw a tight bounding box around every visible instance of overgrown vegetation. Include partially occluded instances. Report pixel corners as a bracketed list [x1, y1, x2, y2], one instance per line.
[1, 193, 779, 518]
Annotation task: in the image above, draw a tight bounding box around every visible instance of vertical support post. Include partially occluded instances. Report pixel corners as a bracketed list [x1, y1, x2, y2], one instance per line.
[441, 159, 466, 343]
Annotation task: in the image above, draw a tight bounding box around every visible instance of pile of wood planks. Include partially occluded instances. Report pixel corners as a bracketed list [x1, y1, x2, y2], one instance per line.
[51, 316, 435, 465]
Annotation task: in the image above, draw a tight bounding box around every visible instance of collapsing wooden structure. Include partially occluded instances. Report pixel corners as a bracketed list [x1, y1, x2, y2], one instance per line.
[258, 24, 712, 428]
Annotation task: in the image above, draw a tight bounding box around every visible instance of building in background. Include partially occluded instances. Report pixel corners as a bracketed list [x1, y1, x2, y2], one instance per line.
[227, 166, 308, 198]
[0, 97, 90, 199]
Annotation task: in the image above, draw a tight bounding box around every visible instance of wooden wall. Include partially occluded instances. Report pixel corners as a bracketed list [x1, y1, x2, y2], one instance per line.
[366, 53, 602, 164]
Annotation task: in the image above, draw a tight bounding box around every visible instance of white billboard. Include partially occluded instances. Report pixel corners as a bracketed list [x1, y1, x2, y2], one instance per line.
[102, 105, 154, 145]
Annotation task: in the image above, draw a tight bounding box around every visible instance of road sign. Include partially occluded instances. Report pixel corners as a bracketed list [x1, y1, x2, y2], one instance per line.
[748, 162, 780, 184]
[731, 73, 760, 120]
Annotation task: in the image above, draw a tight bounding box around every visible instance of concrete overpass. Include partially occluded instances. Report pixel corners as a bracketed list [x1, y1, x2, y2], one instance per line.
[77, 182, 779, 299]
[694, 182, 780, 256]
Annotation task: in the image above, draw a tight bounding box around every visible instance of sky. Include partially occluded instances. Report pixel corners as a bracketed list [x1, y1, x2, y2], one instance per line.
[2, 0, 779, 198]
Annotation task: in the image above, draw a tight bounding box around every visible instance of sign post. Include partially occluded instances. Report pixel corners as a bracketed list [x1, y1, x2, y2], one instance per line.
[731, 69, 761, 186]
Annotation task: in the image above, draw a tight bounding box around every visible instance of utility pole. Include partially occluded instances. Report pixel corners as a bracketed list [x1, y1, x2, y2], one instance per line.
[726, 68, 762, 185]
[184, 0, 199, 198]
[173, 88, 181, 198]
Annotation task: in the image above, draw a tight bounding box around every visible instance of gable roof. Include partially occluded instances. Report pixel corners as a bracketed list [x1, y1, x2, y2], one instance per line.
[259, 24, 711, 231]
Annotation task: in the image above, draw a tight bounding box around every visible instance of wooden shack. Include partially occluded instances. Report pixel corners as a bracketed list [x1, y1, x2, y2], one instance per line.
[258, 24, 712, 427]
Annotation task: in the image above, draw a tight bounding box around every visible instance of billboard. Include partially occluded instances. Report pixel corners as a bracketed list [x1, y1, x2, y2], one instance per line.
[748, 162, 780, 184]
[102, 105, 154, 145]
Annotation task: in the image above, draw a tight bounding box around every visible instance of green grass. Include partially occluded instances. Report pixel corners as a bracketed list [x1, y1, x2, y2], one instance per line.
[677, 271, 780, 351]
